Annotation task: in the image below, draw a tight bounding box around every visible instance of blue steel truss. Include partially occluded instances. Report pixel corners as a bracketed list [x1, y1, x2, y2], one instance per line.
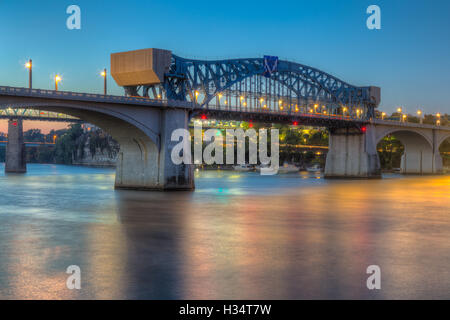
[126, 55, 379, 120]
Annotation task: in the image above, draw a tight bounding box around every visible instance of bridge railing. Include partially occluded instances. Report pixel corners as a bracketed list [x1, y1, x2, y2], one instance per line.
[0, 86, 194, 109]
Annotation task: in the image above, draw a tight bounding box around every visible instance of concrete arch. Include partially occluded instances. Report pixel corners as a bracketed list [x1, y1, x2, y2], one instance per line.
[0, 100, 195, 190]
[376, 128, 438, 174]
[2, 101, 161, 148]
[375, 127, 433, 149]
[438, 132, 450, 150]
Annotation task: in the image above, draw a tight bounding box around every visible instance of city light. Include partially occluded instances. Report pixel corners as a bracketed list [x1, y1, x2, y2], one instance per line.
[100, 68, 107, 95]
[25, 59, 32, 88]
[54, 75, 62, 91]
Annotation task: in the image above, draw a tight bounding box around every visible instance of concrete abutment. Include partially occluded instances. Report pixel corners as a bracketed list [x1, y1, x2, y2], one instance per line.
[5, 119, 27, 173]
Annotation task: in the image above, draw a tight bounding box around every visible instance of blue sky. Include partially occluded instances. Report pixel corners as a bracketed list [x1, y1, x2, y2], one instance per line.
[1, 0, 450, 116]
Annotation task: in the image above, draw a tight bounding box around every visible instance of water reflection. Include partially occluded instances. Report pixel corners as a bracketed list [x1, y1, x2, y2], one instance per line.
[0, 164, 449, 299]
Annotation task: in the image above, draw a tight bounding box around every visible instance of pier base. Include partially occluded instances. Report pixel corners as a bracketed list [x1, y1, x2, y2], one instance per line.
[5, 119, 27, 173]
[325, 125, 381, 179]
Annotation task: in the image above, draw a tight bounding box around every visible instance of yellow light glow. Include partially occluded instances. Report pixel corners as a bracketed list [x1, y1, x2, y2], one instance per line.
[260, 98, 264, 103]
[437, 113, 441, 118]
[55, 75, 61, 83]
[240, 96, 244, 100]
[417, 110, 422, 115]
[243, 102, 247, 107]
[25, 62, 31, 69]
[100, 71, 106, 77]
[397, 107, 402, 113]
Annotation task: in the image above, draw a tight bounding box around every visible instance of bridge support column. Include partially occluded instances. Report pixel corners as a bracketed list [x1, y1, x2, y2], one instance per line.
[325, 125, 381, 179]
[114, 109, 194, 191]
[5, 119, 27, 173]
[399, 129, 443, 174]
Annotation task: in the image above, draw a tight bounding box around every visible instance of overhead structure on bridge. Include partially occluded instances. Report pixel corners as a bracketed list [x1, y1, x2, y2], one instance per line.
[111, 48, 381, 122]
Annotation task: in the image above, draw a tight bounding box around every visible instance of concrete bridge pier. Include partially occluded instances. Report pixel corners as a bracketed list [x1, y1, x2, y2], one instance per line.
[398, 129, 443, 175]
[325, 125, 381, 179]
[114, 108, 194, 191]
[5, 118, 27, 173]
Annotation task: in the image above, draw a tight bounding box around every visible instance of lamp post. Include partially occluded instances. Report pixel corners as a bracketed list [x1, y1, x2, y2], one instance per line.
[100, 68, 107, 95]
[381, 112, 386, 120]
[436, 113, 441, 126]
[25, 60, 32, 89]
[54, 75, 61, 91]
[397, 107, 403, 122]
[417, 110, 423, 124]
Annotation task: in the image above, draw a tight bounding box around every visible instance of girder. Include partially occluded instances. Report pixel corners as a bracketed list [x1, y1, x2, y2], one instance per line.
[135, 55, 379, 120]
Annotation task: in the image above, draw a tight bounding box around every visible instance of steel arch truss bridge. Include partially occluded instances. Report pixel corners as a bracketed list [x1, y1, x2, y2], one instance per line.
[138, 55, 380, 121]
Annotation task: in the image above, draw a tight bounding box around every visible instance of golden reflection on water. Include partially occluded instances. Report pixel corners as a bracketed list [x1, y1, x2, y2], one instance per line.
[179, 175, 450, 299]
[0, 165, 449, 299]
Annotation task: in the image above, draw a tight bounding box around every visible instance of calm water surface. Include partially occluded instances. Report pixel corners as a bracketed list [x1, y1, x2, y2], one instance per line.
[0, 163, 449, 299]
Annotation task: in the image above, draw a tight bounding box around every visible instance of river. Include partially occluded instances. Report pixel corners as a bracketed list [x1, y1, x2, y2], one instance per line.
[0, 164, 449, 299]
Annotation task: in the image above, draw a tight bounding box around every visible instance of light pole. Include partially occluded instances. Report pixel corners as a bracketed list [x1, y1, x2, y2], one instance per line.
[436, 113, 441, 126]
[25, 59, 32, 89]
[417, 110, 423, 124]
[397, 107, 403, 122]
[54, 75, 61, 91]
[381, 112, 386, 120]
[100, 68, 107, 95]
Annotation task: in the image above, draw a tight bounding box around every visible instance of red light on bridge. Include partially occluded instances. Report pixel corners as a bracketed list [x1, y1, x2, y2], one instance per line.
[12, 122, 17, 127]
[361, 126, 367, 133]
[293, 121, 299, 126]
[249, 122, 253, 128]
[200, 114, 207, 120]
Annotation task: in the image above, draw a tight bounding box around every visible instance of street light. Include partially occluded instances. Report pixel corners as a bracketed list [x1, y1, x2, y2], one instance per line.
[381, 112, 386, 120]
[54, 75, 62, 91]
[100, 68, 107, 95]
[402, 114, 407, 122]
[25, 59, 32, 88]
[436, 113, 441, 126]
[417, 110, 423, 124]
[397, 107, 403, 122]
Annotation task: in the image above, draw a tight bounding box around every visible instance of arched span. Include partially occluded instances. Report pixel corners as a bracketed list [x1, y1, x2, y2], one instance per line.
[0, 101, 161, 148]
[376, 128, 439, 174]
[375, 128, 433, 150]
[0, 102, 165, 188]
[438, 132, 450, 149]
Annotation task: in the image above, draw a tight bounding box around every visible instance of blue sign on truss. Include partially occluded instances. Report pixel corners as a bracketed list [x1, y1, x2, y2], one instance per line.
[263, 55, 279, 78]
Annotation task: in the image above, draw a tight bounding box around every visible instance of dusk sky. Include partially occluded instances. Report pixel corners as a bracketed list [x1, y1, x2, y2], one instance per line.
[1, 0, 450, 133]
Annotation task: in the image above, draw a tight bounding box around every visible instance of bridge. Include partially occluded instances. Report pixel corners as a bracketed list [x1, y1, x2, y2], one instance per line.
[0, 108, 82, 122]
[0, 141, 55, 147]
[1, 48, 449, 190]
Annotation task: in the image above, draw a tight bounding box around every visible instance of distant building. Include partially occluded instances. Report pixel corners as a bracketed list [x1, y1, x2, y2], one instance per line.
[82, 123, 99, 133]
